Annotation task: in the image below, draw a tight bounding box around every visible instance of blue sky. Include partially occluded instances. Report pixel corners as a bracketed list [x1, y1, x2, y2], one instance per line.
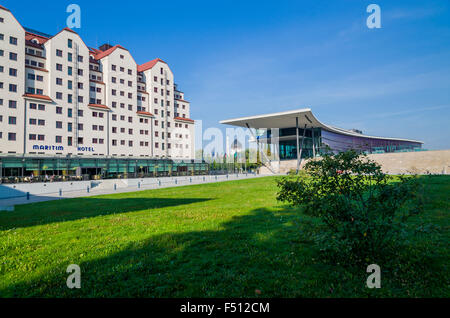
[4, 0, 450, 149]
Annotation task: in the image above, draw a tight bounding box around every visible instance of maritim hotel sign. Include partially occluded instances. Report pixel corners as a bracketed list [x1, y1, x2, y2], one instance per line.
[32, 145, 96, 152]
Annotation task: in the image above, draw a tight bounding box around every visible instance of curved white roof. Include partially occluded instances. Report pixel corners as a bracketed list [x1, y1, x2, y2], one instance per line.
[220, 108, 423, 144]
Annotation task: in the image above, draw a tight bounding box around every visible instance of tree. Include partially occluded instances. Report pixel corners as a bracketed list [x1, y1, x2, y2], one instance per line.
[277, 150, 424, 264]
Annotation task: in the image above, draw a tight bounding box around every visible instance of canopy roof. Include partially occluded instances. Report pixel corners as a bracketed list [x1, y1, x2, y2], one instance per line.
[220, 108, 423, 144]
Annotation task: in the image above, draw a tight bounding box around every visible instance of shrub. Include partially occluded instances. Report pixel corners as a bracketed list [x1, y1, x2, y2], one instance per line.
[277, 150, 424, 265]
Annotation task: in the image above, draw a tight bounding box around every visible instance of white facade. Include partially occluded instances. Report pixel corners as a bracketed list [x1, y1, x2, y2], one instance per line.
[0, 5, 195, 159]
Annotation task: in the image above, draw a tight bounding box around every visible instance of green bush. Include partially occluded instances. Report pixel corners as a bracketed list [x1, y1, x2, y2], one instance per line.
[277, 150, 424, 265]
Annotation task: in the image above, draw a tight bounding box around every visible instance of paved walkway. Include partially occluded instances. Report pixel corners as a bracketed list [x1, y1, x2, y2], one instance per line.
[0, 174, 273, 208]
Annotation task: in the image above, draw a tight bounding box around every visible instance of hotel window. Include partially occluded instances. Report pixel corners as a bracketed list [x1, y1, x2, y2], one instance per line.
[38, 119, 45, 126]
[112, 114, 117, 121]
[78, 137, 83, 145]
[8, 116, 16, 125]
[128, 129, 133, 135]
[0, 66, 3, 72]
[56, 49, 63, 57]
[120, 115, 125, 121]
[154, 98, 158, 103]
[128, 81, 132, 87]
[8, 133, 16, 141]
[0, 34, 3, 40]
[78, 82, 83, 89]
[112, 89, 116, 96]
[10, 36, 17, 45]
[38, 104, 45, 111]
[112, 77, 116, 83]
[111, 64, 116, 71]
[160, 67, 163, 75]
[78, 96, 83, 103]
[56, 107, 63, 114]
[30, 103, 37, 109]
[68, 137, 72, 146]
[36, 75, 43, 81]
[120, 55, 124, 59]
[128, 93, 132, 99]
[128, 117, 132, 123]
[78, 123, 83, 130]
[120, 140, 125, 146]
[27, 87, 35, 94]
[56, 63, 63, 71]
[155, 131, 159, 137]
[68, 52, 72, 62]
[56, 136, 62, 143]
[99, 139, 104, 144]
[9, 68, 17, 77]
[120, 79, 124, 84]
[9, 52, 17, 61]
[68, 108, 72, 117]
[99, 125, 104, 131]
[9, 100, 17, 108]
[29, 118, 37, 125]
[68, 39, 72, 48]
[155, 120, 158, 126]
[154, 76, 157, 82]
[92, 112, 98, 117]
[155, 142, 159, 148]
[68, 66, 72, 75]
[120, 67, 124, 72]
[99, 112, 104, 118]
[128, 105, 132, 111]
[128, 69, 132, 75]
[28, 73, 36, 80]
[56, 121, 63, 129]
[112, 127, 117, 133]
[56, 92, 62, 100]
[0, 49, 3, 56]
[38, 135, 45, 141]
[67, 94, 72, 103]
[78, 55, 83, 62]
[128, 141, 133, 147]
[68, 80, 72, 89]
[78, 109, 83, 116]
[112, 139, 117, 146]
[29, 134, 36, 140]
[112, 101, 117, 108]
[78, 69, 83, 76]
[68, 123, 72, 132]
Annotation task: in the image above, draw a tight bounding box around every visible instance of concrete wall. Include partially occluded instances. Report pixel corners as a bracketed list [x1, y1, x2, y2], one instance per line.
[0, 180, 92, 199]
[262, 150, 450, 175]
[367, 150, 450, 174]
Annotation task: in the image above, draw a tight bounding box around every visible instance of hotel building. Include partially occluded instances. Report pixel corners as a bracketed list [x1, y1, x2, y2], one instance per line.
[0, 5, 201, 179]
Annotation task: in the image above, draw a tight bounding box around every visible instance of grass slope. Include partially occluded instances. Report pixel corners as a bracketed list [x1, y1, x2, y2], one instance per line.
[0, 176, 448, 297]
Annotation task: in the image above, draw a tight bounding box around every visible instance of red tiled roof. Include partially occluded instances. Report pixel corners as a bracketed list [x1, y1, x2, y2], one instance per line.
[94, 45, 128, 60]
[23, 94, 53, 101]
[137, 58, 167, 72]
[0, 4, 10, 11]
[174, 117, 194, 123]
[136, 111, 155, 117]
[25, 32, 49, 45]
[25, 65, 48, 72]
[88, 104, 110, 110]
[89, 79, 105, 85]
[175, 98, 190, 103]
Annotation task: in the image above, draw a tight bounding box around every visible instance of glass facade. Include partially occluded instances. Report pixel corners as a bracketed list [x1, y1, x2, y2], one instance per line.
[270, 127, 422, 160]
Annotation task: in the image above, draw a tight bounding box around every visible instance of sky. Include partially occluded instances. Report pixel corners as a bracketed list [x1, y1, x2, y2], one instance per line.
[3, 0, 450, 150]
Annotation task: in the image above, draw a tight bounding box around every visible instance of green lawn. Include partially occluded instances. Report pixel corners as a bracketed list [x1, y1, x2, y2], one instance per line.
[0, 176, 448, 297]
